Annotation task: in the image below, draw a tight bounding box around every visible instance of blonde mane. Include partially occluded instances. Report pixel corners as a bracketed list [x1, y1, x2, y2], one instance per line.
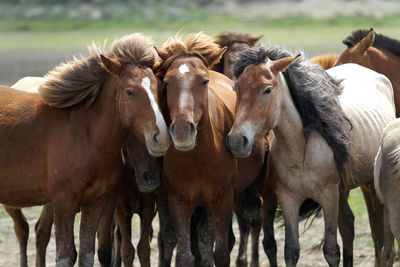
[38, 33, 155, 108]
[155, 32, 224, 77]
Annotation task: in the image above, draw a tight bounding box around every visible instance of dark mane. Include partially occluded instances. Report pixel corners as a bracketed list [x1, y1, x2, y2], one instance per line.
[39, 33, 155, 108]
[342, 29, 400, 57]
[234, 45, 353, 188]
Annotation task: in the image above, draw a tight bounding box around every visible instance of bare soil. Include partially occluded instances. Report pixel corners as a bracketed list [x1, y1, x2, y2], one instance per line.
[0, 206, 398, 266]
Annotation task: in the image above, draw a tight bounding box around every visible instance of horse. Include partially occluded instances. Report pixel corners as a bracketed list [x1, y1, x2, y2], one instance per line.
[336, 29, 400, 117]
[213, 31, 277, 267]
[213, 32, 263, 79]
[374, 118, 400, 266]
[0, 33, 170, 266]
[226, 45, 395, 266]
[154, 32, 268, 267]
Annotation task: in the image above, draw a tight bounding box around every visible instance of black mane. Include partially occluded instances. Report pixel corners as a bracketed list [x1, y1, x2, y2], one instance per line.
[343, 29, 400, 57]
[234, 45, 352, 187]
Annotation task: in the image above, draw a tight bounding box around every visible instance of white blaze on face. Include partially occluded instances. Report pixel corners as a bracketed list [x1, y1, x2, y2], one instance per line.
[179, 63, 190, 75]
[142, 77, 168, 134]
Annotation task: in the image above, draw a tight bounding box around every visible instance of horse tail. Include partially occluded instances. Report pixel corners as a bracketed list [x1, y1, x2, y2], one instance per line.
[374, 145, 384, 203]
[275, 199, 321, 230]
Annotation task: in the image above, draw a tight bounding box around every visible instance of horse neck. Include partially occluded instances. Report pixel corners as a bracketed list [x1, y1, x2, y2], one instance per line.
[371, 49, 400, 86]
[78, 77, 126, 154]
[273, 73, 306, 156]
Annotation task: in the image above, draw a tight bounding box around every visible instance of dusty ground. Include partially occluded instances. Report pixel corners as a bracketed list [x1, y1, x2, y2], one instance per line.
[0, 206, 398, 267]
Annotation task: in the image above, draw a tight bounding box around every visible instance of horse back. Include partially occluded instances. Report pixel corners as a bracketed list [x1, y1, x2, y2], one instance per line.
[328, 63, 396, 186]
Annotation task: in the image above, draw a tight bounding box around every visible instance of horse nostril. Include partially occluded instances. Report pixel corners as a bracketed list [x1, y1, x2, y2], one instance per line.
[189, 122, 196, 137]
[143, 170, 149, 182]
[152, 132, 159, 144]
[242, 135, 249, 148]
[225, 134, 230, 147]
[170, 123, 176, 135]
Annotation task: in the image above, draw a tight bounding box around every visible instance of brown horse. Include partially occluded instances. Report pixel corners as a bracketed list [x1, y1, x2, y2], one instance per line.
[310, 54, 339, 70]
[154, 33, 267, 267]
[213, 32, 263, 79]
[336, 29, 400, 117]
[0, 33, 170, 266]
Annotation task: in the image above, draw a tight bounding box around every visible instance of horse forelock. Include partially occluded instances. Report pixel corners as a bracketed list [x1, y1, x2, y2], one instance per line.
[343, 29, 400, 58]
[215, 32, 260, 47]
[235, 45, 354, 189]
[39, 33, 155, 108]
[155, 32, 223, 78]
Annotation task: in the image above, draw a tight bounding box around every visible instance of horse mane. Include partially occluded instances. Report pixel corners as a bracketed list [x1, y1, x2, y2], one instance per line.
[39, 33, 155, 108]
[155, 32, 224, 78]
[342, 29, 400, 58]
[234, 45, 353, 188]
[310, 54, 339, 70]
[214, 32, 261, 47]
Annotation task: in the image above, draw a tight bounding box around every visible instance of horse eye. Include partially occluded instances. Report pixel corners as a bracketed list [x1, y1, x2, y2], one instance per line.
[202, 80, 209, 87]
[126, 90, 134, 97]
[164, 82, 169, 89]
[263, 87, 272, 95]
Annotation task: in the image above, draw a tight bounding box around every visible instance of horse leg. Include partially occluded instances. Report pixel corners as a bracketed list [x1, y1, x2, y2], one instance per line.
[97, 198, 115, 267]
[79, 195, 115, 267]
[235, 211, 250, 267]
[377, 205, 395, 267]
[250, 217, 262, 267]
[114, 203, 134, 267]
[35, 203, 54, 267]
[4, 206, 29, 267]
[194, 208, 215, 267]
[361, 184, 385, 262]
[262, 188, 278, 267]
[212, 188, 234, 267]
[279, 191, 301, 267]
[53, 199, 77, 267]
[113, 226, 122, 267]
[137, 195, 157, 267]
[337, 190, 354, 267]
[320, 186, 340, 267]
[168, 194, 194, 267]
[157, 196, 176, 267]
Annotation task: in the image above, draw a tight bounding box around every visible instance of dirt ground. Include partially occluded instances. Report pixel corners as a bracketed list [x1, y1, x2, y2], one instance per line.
[0, 206, 398, 267]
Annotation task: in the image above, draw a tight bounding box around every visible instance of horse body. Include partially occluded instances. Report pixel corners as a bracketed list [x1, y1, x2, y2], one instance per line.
[155, 33, 266, 267]
[374, 118, 400, 266]
[227, 44, 395, 266]
[328, 63, 395, 187]
[0, 34, 170, 267]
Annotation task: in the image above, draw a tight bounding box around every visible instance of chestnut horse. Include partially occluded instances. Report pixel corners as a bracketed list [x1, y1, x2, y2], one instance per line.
[0, 33, 170, 266]
[336, 29, 400, 118]
[213, 32, 262, 79]
[227, 45, 395, 266]
[154, 33, 267, 267]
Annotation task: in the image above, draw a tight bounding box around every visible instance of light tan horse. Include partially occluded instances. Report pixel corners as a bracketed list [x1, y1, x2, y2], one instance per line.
[374, 118, 400, 266]
[227, 45, 395, 266]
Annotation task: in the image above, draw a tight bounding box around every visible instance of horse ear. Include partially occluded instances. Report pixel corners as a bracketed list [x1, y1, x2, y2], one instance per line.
[154, 46, 169, 61]
[355, 29, 375, 53]
[270, 54, 300, 74]
[100, 55, 122, 76]
[249, 35, 263, 46]
[206, 47, 227, 68]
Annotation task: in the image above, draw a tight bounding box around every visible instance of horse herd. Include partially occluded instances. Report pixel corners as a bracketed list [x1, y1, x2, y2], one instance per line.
[0, 28, 400, 267]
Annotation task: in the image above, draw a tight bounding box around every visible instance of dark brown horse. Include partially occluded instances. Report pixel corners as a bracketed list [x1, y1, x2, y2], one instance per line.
[213, 32, 263, 79]
[0, 33, 170, 266]
[154, 32, 267, 267]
